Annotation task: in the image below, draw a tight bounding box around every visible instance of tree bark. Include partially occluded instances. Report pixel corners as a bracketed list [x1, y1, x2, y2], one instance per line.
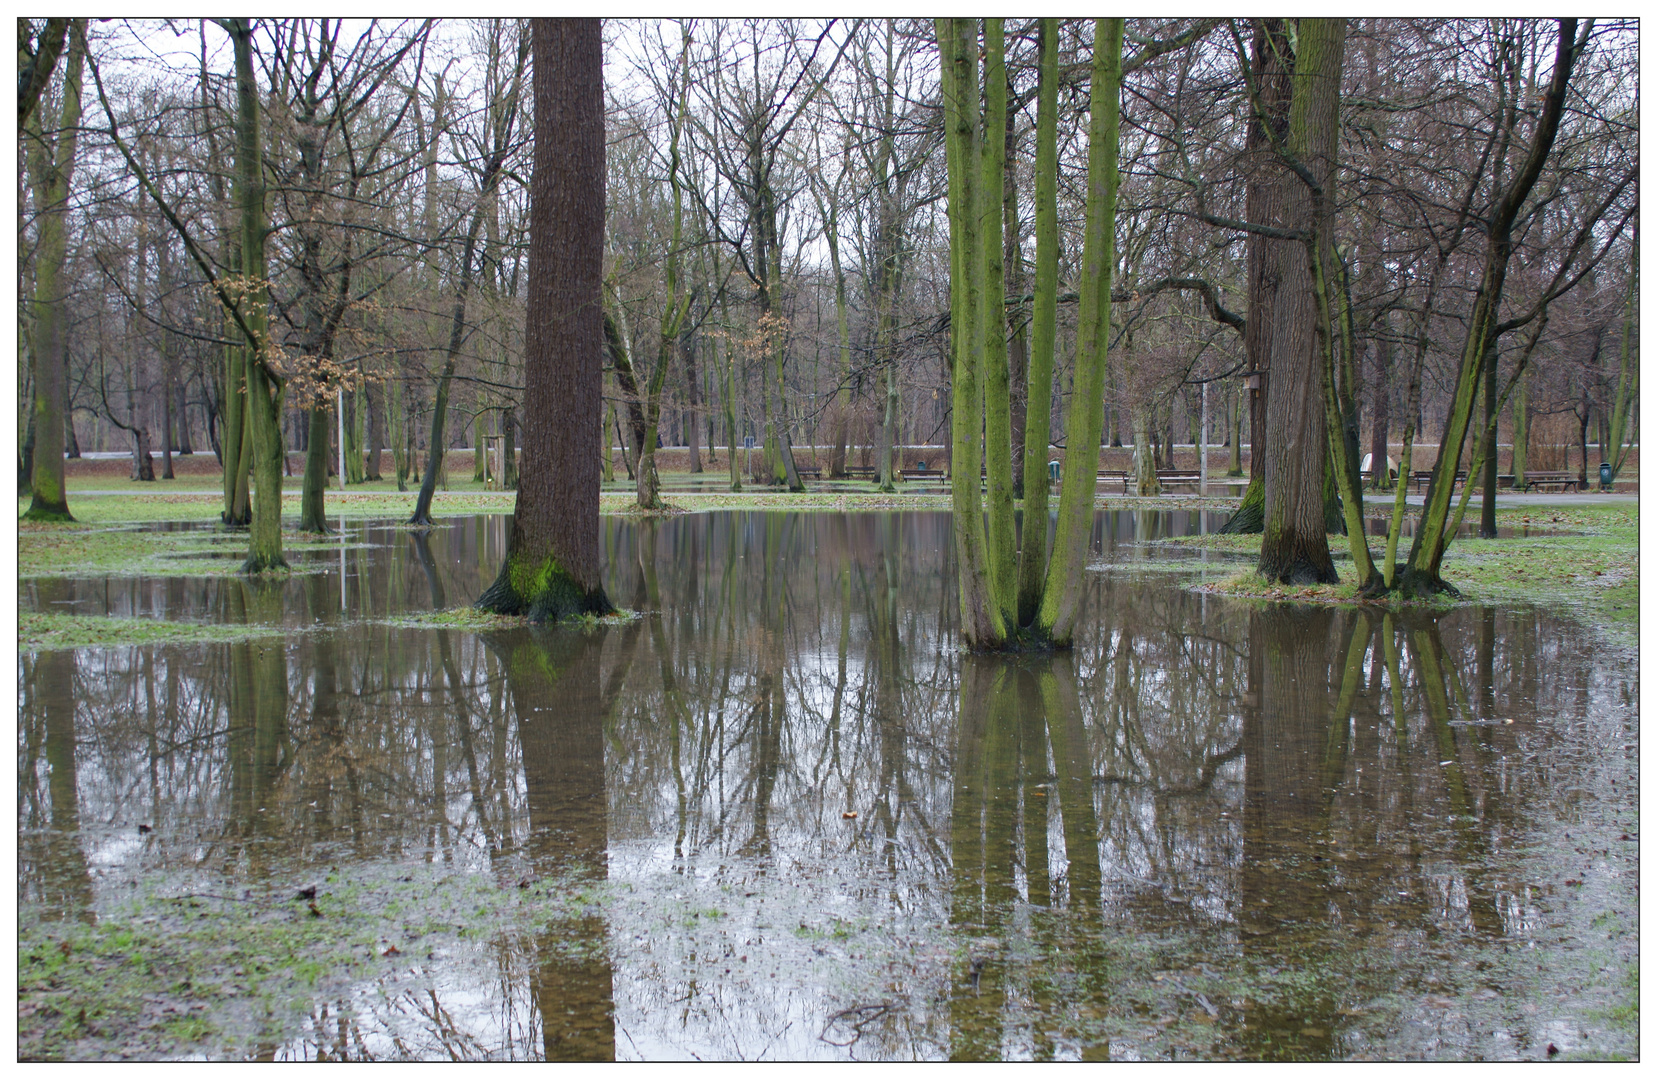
[1015, 19, 1059, 627]
[980, 19, 1017, 623]
[229, 18, 287, 573]
[1402, 19, 1580, 594]
[939, 17, 1004, 648]
[477, 18, 612, 621]
[1220, 20, 1293, 536]
[298, 404, 331, 532]
[22, 20, 86, 522]
[1258, 18, 1340, 586]
[1035, 19, 1124, 645]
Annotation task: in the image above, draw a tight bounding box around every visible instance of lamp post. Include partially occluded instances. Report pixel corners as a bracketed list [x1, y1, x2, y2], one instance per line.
[336, 388, 346, 492]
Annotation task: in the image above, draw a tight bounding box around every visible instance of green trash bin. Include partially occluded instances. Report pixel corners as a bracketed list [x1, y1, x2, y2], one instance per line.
[1048, 460, 1061, 482]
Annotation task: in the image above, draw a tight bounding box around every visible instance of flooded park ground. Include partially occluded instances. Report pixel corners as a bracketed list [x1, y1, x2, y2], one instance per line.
[17, 507, 1639, 1060]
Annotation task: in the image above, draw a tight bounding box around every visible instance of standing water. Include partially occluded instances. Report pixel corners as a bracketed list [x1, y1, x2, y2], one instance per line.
[17, 511, 1638, 1060]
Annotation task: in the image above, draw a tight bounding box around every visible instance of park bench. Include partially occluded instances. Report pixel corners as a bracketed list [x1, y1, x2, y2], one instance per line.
[1155, 470, 1203, 488]
[1410, 470, 1468, 494]
[795, 467, 823, 481]
[900, 467, 945, 482]
[1517, 472, 1584, 493]
[840, 465, 877, 480]
[1096, 469, 1131, 493]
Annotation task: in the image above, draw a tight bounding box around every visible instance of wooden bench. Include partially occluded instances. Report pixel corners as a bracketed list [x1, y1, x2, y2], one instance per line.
[1156, 470, 1203, 487]
[900, 468, 945, 482]
[1517, 472, 1584, 493]
[795, 467, 823, 481]
[840, 465, 877, 480]
[1096, 469, 1131, 493]
[1410, 470, 1468, 494]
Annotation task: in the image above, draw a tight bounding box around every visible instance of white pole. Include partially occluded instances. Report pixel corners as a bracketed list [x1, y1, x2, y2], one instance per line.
[1199, 380, 1208, 497]
[336, 388, 346, 492]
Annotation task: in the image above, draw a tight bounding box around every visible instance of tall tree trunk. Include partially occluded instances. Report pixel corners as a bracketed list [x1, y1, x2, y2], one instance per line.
[1369, 312, 1392, 488]
[409, 208, 485, 526]
[1005, 88, 1028, 502]
[477, 18, 612, 621]
[1221, 19, 1294, 536]
[1402, 19, 1579, 594]
[298, 404, 331, 532]
[1478, 337, 1499, 537]
[980, 19, 1017, 623]
[229, 18, 286, 573]
[22, 20, 86, 522]
[1258, 18, 1340, 585]
[1604, 227, 1637, 482]
[1015, 18, 1059, 627]
[683, 327, 702, 473]
[939, 17, 1003, 647]
[1509, 365, 1528, 487]
[364, 382, 383, 480]
[1035, 18, 1123, 645]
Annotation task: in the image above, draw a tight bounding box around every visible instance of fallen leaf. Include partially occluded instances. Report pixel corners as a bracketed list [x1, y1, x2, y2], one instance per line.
[382, 945, 400, 957]
[842, 811, 858, 819]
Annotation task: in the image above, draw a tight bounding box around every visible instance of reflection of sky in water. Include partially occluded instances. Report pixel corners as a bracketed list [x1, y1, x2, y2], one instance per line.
[17, 512, 1638, 1060]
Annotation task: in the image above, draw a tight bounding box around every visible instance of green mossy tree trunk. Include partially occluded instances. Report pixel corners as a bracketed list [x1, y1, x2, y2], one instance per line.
[1014, 18, 1059, 627]
[1604, 229, 1637, 484]
[298, 404, 332, 533]
[979, 20, 1017, 624]
[230, 18, 288, 574]
[1034, 19, 1123, 645]
[22, 20, 86, 524]
[937, 16, 1004, 648]
[1400, 20, 1580, 596]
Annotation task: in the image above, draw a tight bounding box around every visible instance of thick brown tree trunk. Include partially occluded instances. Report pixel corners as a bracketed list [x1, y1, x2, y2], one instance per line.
[477, 18, 611, 621]
[1258, 18, 1341, 585]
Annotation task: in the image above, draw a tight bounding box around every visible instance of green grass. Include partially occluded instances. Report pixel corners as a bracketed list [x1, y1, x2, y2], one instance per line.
[18, 611, 293, 650]
[1154, 501, 1638, 644]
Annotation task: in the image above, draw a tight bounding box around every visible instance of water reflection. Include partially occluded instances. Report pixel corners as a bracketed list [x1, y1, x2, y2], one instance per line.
[16, 513, 1637, 1061]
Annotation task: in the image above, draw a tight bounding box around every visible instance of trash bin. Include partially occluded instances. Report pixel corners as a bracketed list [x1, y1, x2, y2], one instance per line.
[916, 460, 927, 472]
[1048, 460, 1061, 482]
[1599, 461, 1613, 490]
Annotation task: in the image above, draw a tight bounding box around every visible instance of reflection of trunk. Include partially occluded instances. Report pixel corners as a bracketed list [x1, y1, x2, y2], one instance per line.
[1237, 604, 1339, 1056]
[946, 656, 1006, 1062]
[492, 628, 617, 1062]
[1038, 658, 1101, 912]
[35, 649, 95, 920]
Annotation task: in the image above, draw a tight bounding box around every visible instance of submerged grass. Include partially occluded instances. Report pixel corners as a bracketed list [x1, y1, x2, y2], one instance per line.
[18, 611, 292, 650]
[17, 861, 611, 1061]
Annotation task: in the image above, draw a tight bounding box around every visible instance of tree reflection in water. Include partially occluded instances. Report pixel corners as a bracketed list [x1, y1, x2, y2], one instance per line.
[16, 512, 1637, 1060]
